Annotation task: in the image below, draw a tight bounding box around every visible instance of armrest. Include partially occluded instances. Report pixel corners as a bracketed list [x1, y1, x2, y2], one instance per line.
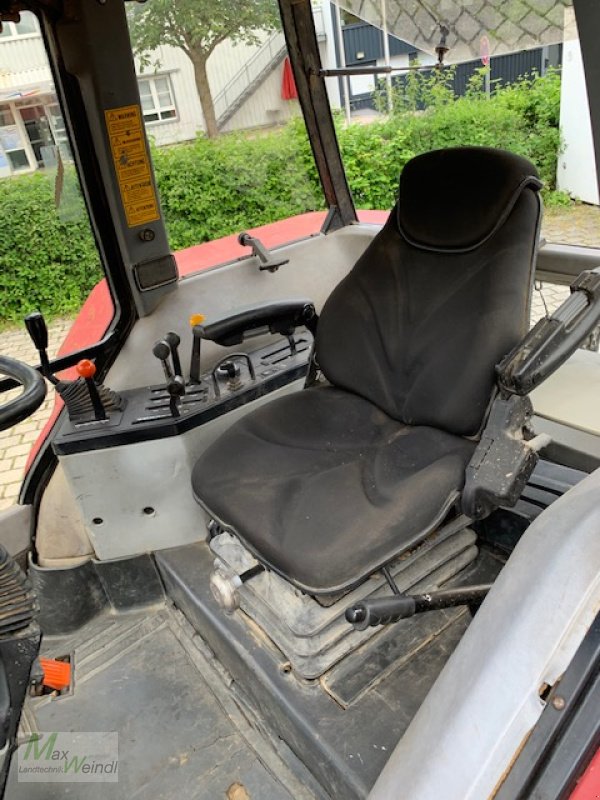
[201, 299, 318, 347]
[462, 395, 550, 519]
[497, 267, 600, 395]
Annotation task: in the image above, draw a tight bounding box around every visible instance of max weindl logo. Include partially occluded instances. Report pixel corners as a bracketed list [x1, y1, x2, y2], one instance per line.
[18, 732, 118, 782]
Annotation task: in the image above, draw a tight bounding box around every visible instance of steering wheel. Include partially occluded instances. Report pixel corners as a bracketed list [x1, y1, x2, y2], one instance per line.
[0, 356, 47, 432]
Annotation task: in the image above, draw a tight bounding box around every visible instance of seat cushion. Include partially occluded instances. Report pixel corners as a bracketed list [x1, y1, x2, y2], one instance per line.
[192, 386, 476, 594]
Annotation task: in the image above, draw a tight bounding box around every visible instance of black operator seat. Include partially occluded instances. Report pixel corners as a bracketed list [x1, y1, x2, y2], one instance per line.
[192, 147, 542, 595]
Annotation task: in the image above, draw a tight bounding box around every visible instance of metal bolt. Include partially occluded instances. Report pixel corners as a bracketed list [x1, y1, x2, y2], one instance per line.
[551, 695, 566, 711]
[139, 228, 155, 242]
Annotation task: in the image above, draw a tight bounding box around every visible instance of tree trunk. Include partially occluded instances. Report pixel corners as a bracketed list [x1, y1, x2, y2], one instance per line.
[191, 53, 219, 138]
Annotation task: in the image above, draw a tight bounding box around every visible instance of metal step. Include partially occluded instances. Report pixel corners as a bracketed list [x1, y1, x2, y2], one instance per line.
[214, 32, 287, 129]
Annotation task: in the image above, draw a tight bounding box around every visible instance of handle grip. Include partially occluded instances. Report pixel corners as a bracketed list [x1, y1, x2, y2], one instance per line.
[345, 596, 416, 631]
[24, 312, 48, 352]
[201, 300, 317, 347]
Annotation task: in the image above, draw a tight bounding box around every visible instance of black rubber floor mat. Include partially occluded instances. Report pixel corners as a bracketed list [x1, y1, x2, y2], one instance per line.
[6, 609, 316, 800]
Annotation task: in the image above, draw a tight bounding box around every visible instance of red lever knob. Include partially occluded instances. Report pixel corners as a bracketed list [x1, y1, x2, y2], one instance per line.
[76, 359, 96, 379]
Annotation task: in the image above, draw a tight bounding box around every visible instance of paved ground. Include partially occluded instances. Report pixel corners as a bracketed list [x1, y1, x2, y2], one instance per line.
[0, 204, 598, 509]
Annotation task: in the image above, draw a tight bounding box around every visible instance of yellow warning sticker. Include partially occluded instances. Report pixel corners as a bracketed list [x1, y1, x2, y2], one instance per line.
[105, 105, 160, 228]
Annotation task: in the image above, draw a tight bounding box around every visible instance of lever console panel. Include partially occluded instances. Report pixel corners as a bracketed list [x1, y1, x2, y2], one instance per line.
[53, 333, 312, 456]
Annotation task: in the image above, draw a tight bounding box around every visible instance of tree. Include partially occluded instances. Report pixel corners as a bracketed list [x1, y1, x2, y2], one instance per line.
[129, 0, 280, 138]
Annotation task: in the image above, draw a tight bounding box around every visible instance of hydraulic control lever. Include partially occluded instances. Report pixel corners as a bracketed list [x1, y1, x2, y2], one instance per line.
[153, 340, 175, 384]
[153, 339, 186, 416]
[24, 311, 57, 384]
[167, 376, 186, 417]
[164, 331, 183, 378]
[345, 585, 492, 631]
[75, 360, 106, 421]
[189, 314, 206, 384]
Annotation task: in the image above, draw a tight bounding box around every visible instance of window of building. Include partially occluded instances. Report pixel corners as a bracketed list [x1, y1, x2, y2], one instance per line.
[0, 11, 39, 38]
[0, 108, 29, 171]
[46, 103, 70, 157]
[138, 75, 177, 124]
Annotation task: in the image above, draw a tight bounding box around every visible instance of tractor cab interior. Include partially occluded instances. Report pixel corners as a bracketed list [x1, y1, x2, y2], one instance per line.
[0, 0, 600, 798]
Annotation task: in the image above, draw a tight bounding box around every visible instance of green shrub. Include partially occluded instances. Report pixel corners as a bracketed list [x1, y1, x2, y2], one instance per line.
[152, 127, 323, 250]
[0, 171, 102, 324]
[340, 68, 563, 207]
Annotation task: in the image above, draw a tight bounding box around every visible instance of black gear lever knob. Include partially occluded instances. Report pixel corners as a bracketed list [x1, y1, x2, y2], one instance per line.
[24, 311, 55, 383]
[25, 312, 48, 351]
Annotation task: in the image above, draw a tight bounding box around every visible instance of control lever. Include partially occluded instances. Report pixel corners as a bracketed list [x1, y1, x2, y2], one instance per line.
[345, 585, 492, 631]
[167, 376, 185, 418]
[164, 331, 183, 378]
[75, 359, 106, 421]
[154, 339, 186, 417]
[238, 232, 289, 273]
[24, 311, 57, 384]
[189, 315, 205, 383]
[153, 340, 175, 384]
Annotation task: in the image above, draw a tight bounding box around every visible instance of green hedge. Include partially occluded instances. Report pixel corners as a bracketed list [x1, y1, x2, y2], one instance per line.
[152, 129, 323, 250]
[335, 69, 564, 210]
[0, 70, 564, 323]
[0, 171, 103, 323]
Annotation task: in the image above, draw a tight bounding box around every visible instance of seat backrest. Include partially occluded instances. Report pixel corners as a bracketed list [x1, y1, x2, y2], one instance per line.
[316, 147, 542, 437]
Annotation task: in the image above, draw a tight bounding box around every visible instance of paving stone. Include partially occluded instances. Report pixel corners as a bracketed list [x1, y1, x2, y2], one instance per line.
[0, 470, 25, 489]
[2, 483, 22, 502]
[4, 443, 32, 459]
[11, 455, 27, 471]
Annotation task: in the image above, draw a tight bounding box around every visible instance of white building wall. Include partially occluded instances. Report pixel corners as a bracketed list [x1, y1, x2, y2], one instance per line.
[136, 47, 203, 146]
[0, 35, 49, 91]
[557, 11, 599, 204]
[222, 59, 299, 133]
[137, 31, 295, 140]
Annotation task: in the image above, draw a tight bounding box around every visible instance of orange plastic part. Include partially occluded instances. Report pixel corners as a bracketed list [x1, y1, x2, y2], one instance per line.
[39, 658, 71, 692]
[189, 313, 206, 327]
[76, 359, 96, 379]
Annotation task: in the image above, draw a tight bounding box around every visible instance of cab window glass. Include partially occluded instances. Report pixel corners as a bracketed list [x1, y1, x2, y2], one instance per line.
[0, 13, 113, 509]
[322, 0, 597, 323]
[126, 0, 323, 256]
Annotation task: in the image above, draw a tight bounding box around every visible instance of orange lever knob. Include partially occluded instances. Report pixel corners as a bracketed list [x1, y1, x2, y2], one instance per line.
[189, 313, 205, 327]
[76, 359, 96, 379]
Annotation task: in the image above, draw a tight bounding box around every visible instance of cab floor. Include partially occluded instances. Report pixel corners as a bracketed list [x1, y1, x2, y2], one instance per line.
[5, 607, 321, 800]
